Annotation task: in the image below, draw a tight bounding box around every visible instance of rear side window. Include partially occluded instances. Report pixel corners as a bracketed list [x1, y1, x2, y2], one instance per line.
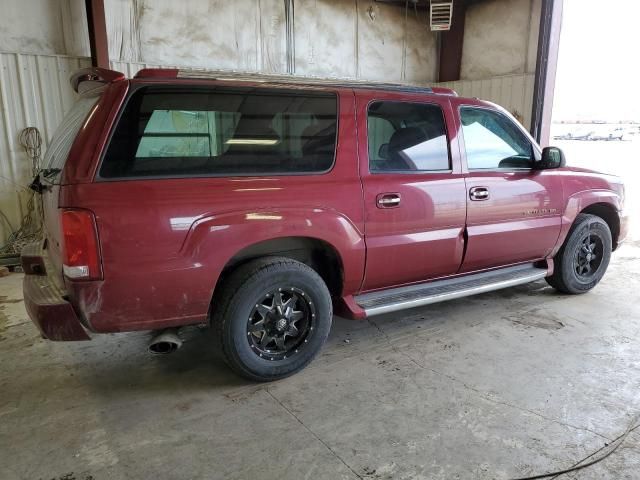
[101, 86, 338, 178]
[367, 101, 450, 172]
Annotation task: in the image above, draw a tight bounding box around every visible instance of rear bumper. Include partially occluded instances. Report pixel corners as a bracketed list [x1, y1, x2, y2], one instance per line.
[21, 243, 90, 341]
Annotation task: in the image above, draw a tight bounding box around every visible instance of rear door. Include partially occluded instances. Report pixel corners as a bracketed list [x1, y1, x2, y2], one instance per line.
[357, 91, 467, 291]
[454, 102, 563, 272]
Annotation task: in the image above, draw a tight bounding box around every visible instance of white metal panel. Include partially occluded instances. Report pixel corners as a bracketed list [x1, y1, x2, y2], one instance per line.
[293, 0, 438, 84]
[461, 0, 537, 80]
[0, 52, 90, 245]
[435, 73, 535, 130]
[105, 0, 286, 73]
[0, 0, 90, 57]
[356, 1, 436, 84]
[294, 0, 358, 79]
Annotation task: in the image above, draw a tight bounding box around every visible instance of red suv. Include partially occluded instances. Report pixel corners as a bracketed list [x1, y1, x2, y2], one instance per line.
[22, 67, 628, 381]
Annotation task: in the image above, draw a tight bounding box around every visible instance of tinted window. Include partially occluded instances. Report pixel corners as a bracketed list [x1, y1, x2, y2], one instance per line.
[367, 101, 449, 172]
[460, 107, 533, 170]
[101, 86, 337, 178]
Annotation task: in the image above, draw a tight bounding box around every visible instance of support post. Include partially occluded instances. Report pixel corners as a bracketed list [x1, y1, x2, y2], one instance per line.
[85, 0, 109, 68]
[531, 0, 564, 145]
[438, 0, 467, 82]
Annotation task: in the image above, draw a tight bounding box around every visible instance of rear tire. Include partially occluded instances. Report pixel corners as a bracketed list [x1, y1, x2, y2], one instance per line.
[212, 257, 332, 381]
[546, 214, 612, 294]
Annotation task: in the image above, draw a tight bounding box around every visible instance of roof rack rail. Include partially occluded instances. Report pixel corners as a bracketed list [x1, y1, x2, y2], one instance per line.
[133, 68, 457, 96]
[70, 67, 125, 95]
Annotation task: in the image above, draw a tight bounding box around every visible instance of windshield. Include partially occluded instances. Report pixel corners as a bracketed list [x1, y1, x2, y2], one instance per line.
[42, 96, 98, 175]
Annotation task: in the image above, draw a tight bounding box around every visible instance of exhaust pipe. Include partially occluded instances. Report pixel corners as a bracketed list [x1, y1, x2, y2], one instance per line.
[148, 328, 182, 355]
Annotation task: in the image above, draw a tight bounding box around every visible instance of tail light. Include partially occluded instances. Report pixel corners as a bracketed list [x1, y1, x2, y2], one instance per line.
[61, 209, 102, 280]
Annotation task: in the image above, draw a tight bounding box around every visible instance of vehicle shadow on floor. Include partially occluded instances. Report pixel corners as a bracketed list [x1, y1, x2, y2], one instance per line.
[69, 281, 561, 395]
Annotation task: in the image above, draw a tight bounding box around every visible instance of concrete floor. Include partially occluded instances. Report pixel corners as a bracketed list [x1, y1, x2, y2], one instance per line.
[1, 242, 640, 480]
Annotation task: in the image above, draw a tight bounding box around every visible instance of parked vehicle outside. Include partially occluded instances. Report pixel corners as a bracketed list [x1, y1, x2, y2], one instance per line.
[553, 125, 629, 142]
[589, 127, 625, 141]
[21, 68, 629, 381]
[569, 129, 595, 141]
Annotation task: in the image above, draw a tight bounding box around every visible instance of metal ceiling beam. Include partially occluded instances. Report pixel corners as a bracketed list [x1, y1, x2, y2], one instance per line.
[85, 0, 109, 68]
[374, 0, 429, 9]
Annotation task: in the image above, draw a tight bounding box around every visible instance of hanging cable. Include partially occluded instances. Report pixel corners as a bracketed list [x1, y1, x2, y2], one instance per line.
[0, 127, 44, 255]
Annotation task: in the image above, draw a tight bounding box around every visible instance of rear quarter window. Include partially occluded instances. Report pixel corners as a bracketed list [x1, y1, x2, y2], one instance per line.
[42, 97, 99, 175]
[100, 86, 338, 178]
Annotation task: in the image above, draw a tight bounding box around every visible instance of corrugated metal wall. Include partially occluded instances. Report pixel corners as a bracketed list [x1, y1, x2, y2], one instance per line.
[0, 53, 536, 246]
[0, 52, 91, 246]
[435, 73, 536, 129]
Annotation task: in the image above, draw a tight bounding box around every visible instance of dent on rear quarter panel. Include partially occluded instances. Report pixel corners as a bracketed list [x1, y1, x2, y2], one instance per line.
[70, 279, 104, 329]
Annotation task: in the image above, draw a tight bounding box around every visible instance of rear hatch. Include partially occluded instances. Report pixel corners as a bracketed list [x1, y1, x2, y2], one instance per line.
[40, 97, 100, 277]
[38, 68, 123, 282]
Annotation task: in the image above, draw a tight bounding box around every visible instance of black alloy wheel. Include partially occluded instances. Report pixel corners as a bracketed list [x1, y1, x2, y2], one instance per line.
[546, 213, 612, 294]
[573, 230, 604, 281]
[212, 257, 332, 381]
[247, 287, 316, 361]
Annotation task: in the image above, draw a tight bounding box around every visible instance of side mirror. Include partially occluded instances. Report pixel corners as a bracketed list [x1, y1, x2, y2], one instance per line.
[536, 146, 566, 170]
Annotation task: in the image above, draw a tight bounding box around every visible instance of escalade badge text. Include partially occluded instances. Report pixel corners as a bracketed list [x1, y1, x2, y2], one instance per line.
[523, 208, 557, 216]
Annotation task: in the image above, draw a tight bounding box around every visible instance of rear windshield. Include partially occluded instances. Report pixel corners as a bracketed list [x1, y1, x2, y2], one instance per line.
[43, 96, 98, 174]
[100, 86, 338, 178]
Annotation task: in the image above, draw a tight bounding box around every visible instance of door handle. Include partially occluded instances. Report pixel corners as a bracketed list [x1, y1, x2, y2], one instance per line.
[469, 186, 490, 201]
[376, 193, 401, 208]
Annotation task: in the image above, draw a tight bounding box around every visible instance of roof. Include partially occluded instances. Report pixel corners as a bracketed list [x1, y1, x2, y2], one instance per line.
[69, 66, 457, 96]
[137, 68, 458, 96]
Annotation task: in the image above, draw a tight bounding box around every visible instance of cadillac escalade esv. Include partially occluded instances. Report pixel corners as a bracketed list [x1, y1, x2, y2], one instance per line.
[22, 67, 628, 381]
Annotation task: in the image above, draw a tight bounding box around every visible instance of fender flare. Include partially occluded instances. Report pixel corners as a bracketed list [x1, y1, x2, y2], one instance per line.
[180, 207, 366, 295]
[552, 189, 623, 256]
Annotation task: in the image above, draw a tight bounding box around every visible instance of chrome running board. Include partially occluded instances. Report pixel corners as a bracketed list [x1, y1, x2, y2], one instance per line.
[355, 264, 548, 316]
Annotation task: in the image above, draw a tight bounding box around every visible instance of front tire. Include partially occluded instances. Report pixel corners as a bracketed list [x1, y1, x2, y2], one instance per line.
[546, 214, 612, 294]
[212, 257, 332, 381]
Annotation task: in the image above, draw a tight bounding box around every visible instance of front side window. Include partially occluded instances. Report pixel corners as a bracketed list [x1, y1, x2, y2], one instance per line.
[101, 86, 337, 178]
[460, 107, 533, 170]
[367, 101, 450, 172]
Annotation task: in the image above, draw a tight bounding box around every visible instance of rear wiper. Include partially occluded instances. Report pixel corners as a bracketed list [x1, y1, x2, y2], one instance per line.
[41, 168, 61, 178]
[29, 173, 49, 194]
[29, 168, 62, 193]
[29, 168, 60, 194]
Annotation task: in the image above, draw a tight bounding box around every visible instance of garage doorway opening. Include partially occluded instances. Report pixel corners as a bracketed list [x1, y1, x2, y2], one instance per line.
[551, 0, 640, 240]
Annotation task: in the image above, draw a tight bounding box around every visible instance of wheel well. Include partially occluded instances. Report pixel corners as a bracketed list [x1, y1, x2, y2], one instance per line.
[215, 237, 344, 298]
[580, 203, 621, 250]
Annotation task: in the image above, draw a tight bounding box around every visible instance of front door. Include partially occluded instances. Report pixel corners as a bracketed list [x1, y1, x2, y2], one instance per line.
[357, 93, 467, 291]
[455, 104, 563, 272]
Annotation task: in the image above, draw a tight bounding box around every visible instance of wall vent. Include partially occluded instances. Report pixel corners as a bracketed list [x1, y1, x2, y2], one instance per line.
[430, 1, 453, 31]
